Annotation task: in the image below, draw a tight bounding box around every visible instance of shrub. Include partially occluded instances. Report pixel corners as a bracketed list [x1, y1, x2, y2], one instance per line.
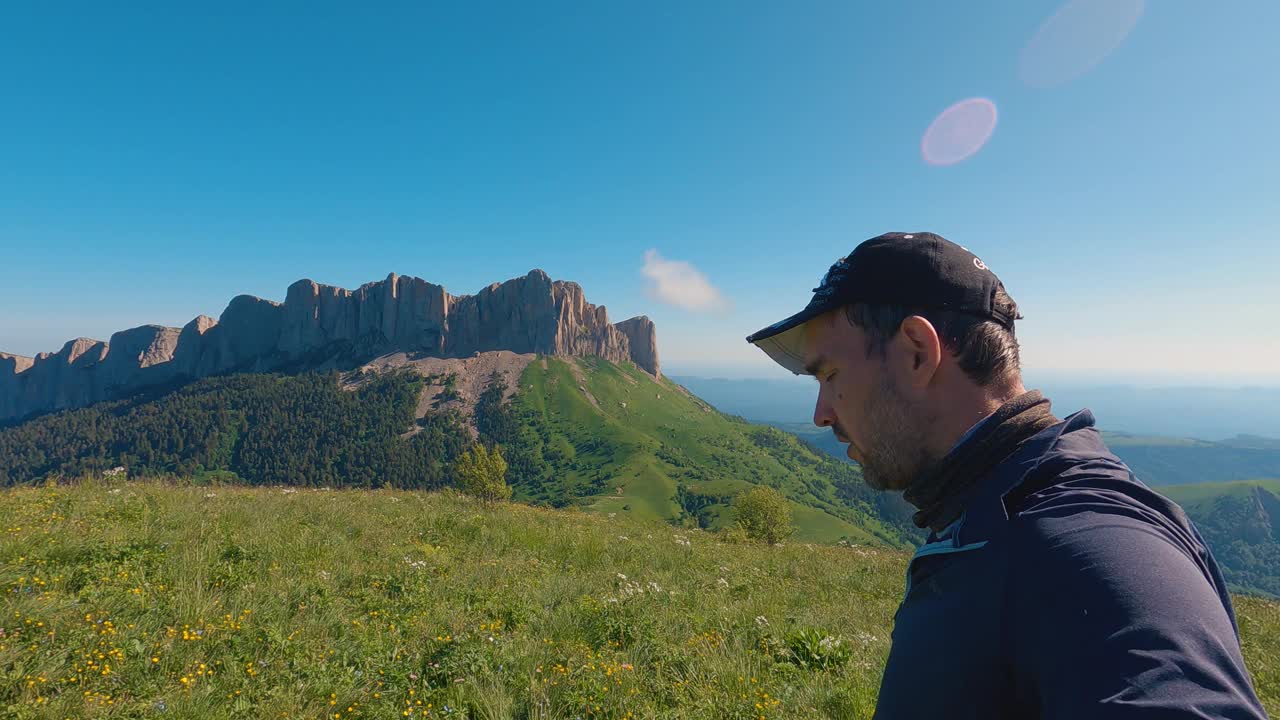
[732, 486, 794, 544]
[454, 443, 512, 504]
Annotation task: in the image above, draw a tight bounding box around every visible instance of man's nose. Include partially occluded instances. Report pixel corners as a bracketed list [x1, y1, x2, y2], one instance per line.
[814, 396, 835, 428]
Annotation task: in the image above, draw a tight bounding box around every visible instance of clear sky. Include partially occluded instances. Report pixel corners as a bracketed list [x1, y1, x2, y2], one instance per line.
[2, 1, 1277, 384]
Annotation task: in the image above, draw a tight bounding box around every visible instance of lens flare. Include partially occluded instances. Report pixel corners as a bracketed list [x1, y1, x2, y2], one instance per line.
[920, 98, 998, 167]
[1019, 0, 1145, 88]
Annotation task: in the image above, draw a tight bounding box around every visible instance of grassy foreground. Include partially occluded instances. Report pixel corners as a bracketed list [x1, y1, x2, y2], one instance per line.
[2, 481, 1278, 719]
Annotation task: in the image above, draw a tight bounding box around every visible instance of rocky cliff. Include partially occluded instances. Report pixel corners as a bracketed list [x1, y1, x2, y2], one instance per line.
[0, 270, 659, 423]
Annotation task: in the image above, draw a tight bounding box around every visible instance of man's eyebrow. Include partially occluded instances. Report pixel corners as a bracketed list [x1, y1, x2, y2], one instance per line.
[803, 354, 826, 376]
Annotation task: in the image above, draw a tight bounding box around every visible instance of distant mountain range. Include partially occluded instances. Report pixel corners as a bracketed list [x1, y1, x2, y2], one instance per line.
[669, 376, 1280, 442]
[671, 376, 1280, 479]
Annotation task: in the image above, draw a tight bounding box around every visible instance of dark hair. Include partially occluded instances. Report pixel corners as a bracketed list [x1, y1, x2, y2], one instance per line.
[843, 285, 1022, 387]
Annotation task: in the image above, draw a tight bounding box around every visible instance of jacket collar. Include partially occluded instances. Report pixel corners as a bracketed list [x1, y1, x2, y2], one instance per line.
[940, 408, 1099, 547]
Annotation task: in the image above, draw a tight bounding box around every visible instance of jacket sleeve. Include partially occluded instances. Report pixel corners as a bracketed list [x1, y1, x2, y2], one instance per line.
[1007, 501, 1268, 719]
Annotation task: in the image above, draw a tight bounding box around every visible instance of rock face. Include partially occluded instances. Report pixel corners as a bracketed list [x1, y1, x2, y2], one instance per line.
[0, 270, 660, 423]
[0, 352, 36, 421]
[614, 316, 660, 378]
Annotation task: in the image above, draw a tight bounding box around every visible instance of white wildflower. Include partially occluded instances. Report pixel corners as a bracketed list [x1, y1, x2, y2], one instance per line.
[616, 573, 627, 581]
[647, 581, 661, 593]
[204, 493, 217, 499]
[755, 615, 769, 628]
[717, 577, 729, 588]
[617, 535, 629, 541]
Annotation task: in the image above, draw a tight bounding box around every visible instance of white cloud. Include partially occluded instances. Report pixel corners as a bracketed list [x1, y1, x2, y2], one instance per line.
[640, 249, 730, 313]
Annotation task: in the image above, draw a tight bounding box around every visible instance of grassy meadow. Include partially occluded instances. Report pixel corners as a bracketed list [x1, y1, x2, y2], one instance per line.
[3, 480, 1279, 719]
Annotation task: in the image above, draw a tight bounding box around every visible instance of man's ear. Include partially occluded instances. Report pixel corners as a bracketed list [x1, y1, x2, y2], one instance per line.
[896, 316, 942, 389]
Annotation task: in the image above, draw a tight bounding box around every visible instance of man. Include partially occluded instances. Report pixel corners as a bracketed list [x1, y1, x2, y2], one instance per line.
[747, 232, 1267, 719]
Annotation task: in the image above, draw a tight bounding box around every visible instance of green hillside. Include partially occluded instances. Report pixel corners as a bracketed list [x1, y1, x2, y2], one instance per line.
[1157, 480, 1280, 598]
[2, 481, 1277, 719]
[0, 357, 920, 549]
[482, 357, 917, 547]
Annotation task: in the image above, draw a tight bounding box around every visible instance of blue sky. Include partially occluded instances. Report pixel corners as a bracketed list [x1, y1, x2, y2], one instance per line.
[2, 1, 1277, 384]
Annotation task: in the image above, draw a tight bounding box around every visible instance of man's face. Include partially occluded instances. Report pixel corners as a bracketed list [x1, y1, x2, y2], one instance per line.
[802, 311, 938, 492]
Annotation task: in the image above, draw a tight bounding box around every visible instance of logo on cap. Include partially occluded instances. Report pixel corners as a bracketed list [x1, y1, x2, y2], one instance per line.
[973, 257, 987, 271]
[813, 255, 853, 298]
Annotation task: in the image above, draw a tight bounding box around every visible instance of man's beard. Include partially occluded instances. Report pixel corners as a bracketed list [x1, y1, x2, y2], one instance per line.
[857, 374, 938, 492]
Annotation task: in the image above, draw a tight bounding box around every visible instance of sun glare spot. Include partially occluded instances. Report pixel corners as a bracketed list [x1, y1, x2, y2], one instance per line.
[1019, 0, 1146, 88]
[921, 98, 999, 167]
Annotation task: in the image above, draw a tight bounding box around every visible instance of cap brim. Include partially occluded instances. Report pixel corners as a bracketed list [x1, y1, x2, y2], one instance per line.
[745, 305, 829, 375]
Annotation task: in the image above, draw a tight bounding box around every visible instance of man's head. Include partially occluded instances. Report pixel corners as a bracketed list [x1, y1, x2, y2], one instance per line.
[747, 232, 1026, 491]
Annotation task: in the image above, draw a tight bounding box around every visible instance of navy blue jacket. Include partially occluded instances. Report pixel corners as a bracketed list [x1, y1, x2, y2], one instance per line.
[875, 409, 1268, 719]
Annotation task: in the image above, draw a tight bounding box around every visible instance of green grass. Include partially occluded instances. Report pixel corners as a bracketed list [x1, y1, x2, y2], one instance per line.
[3, 480, 1278, 719]
[2, 480, 910, 719]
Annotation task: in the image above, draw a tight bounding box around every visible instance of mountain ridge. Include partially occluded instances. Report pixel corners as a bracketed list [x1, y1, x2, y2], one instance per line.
[0, 269, 658, 423]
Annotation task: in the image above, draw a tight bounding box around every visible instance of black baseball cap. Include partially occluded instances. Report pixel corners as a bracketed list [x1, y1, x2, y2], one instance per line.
[746, 231, 1020, 374]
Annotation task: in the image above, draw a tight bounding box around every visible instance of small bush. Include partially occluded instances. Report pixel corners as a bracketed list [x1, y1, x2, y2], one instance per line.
[732, 486, 794, 544]
[454, 443, 512, 504]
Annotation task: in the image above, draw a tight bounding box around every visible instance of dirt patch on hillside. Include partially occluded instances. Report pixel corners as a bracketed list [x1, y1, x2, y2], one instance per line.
[346, 351, 537, 428]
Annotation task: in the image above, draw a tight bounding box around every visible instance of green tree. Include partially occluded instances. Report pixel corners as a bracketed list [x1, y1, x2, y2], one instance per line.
[733, 486, 794, 544]
[455, 443, 512, 504]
